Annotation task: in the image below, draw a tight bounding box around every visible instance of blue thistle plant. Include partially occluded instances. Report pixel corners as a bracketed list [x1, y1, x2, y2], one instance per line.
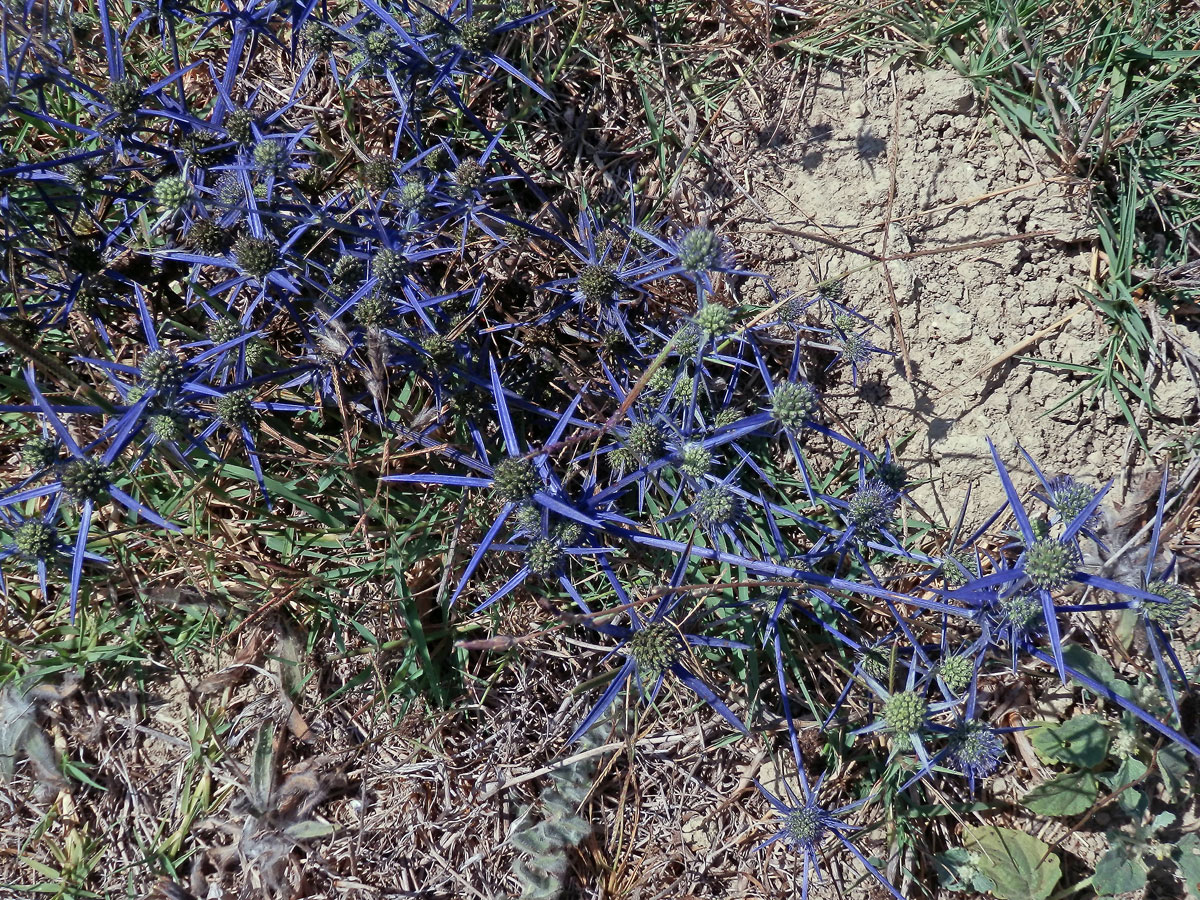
[569, 564, 748, 742]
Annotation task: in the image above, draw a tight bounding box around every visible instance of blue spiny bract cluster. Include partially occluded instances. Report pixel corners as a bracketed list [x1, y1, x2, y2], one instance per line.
[0, 1, 1196, 897]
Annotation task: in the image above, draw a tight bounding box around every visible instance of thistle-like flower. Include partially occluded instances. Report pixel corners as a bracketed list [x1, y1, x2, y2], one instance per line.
[234, 234, 279, 280]
[771, 381, 819, 432]
[675, 227, 724, 274]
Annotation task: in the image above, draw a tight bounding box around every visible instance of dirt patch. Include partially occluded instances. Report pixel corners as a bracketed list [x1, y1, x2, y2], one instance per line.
[718, 59, 1184, 523]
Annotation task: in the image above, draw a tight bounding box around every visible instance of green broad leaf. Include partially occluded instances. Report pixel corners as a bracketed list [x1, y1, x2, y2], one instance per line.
[1175, 833, 1200, 899]
[963, 825, 1060, 900]
[1021, 771, 1098, 817]
[933, 847, 996, 894]
[1030, 715, 1110, 768]
[1159, 744, 1191, 803]
[1102, 756, 1149, 818]
[1093, 841, 1148, 896]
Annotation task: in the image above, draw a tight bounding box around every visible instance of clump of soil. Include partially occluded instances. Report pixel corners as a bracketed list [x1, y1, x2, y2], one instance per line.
[719, 60, 1197, 522]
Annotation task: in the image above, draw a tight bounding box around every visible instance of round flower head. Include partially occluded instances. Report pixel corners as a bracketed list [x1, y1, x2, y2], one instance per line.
[678, 442, 712, 479]
[61, 458, 112, 505]
[21, 436, 59, 470]
[833, 312, 857, 332]
[187, 220, 230, 254]
[777, 295, 808, 328]
[105, 76, 142, 114]
[629, 621, 678, 679]
[771, 381, 819, 432]
[675, 227, 724, 274]
[224, 108, 256, 145]
[449, 159, 485, 199]
[234, 234, 279, 280]
[14, 521, 58, 560]
[838, 332, 872, 366]
[671, 323, 703, 359]
[361, 156, 395, 192]
[695, 302, 733, 336]
[66, 241, 104, 276]
[1047, 475, 1100, 529]
[882, 691, 927, 734]
[847, 479, 897, 536]
[577, 264, 618, 304]
[858, 646, 892, 683]
[182, 130, 222, 166]
[817, 278, 846, 303]
[139, 350, 186, 394]
[457, 18, 491, 52]
[419, 333, 454, 364]
[939, 654, 975, 694]
[941, 549, 979, 587]
[625, 422, 665, 462]
[207, 318, 242, 346]
[493, 458, 541, 504]
[1023, 538, 1079, 591]
[331, 255, 366, 291]
[150, 413, 185, 443]
[253, 139, 288, 176]
[714, 407, 743, 429]
[397, 178, 427, 211]
[783, 804, 828, 851]
[525, 537, 564, 577]
[1144, 581, 1193, 627]
[244, 339, 270, 368]
[510, 503, 541, 536]
[998, 592, 1042, 630]
[694, 484, 744, 530]
[363, 28, 395, 65]
[153, 175, 190, 211]
[215, 389, 257, 428]
[216, 173, 246, 208]
[947, 720, 1004, 778]
[354, 291, 394, 328]
[373, 248, 407, 290]
[554, 521, 583, 546]
[301, 20, 336, 52]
